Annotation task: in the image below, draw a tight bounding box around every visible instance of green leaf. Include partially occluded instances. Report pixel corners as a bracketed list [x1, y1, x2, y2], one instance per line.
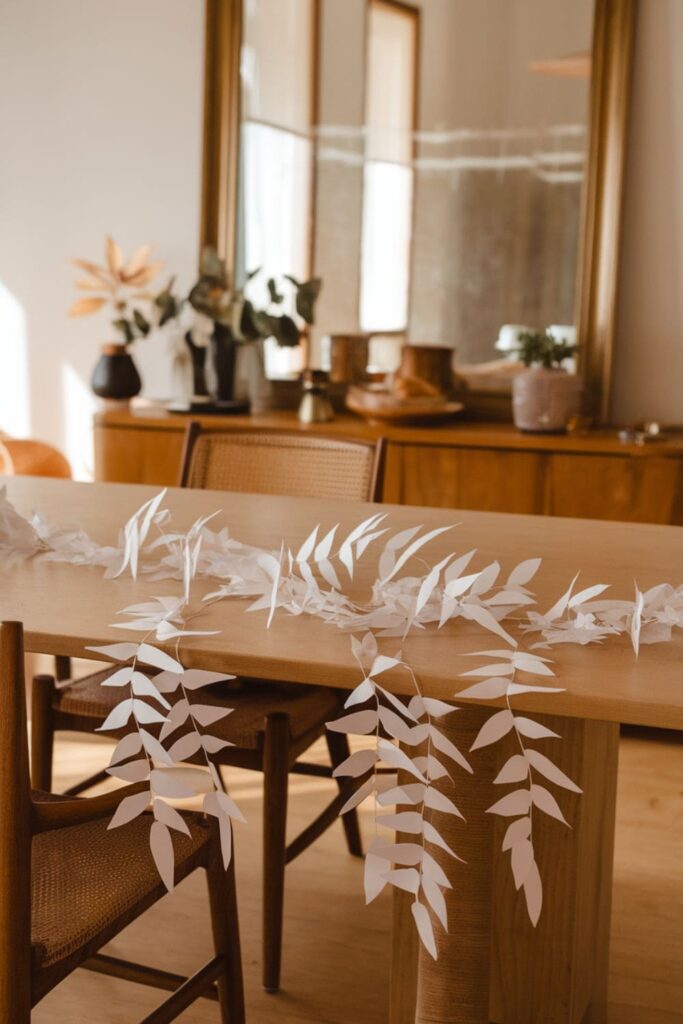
[295, 277, 322, 325]
[200, 246, 228, 284]
[133, 309, 150, 335]
[272, 314, 301, 347]
[112, 318, 135, 344]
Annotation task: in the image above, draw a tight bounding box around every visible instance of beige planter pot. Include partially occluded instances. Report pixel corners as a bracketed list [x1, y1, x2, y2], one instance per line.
[512, 368, 581, 432]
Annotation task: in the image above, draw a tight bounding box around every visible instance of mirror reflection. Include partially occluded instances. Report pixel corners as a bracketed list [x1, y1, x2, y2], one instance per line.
[237, 0, 594, 383]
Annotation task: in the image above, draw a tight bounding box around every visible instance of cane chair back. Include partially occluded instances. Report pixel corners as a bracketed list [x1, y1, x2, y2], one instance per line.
[179, 424, 385, 502]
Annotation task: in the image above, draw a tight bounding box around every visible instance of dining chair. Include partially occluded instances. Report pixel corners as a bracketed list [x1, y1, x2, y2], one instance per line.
[31, 424, 386, 993]
[2, 620, 244, 1024]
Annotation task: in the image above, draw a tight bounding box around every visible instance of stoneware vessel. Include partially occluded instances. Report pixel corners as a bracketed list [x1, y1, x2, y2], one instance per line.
[512, 367, 581, 432]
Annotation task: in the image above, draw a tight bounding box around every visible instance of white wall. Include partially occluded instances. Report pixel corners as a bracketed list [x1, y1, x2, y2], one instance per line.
[611, 0, 683, 424]
[0, 0, 205, 477]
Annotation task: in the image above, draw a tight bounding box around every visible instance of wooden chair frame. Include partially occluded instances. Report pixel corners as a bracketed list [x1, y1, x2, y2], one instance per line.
[2, 621, 244, 1023]
[31, 426, 386, 992]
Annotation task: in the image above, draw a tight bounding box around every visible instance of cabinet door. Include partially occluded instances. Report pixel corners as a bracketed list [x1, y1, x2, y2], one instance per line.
[398, 445, 545, 513]
[95, 426, 185, 485]
[546, 455, 680, 523]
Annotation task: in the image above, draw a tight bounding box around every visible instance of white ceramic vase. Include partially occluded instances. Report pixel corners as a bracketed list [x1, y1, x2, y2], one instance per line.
[512, 367, 581, 433]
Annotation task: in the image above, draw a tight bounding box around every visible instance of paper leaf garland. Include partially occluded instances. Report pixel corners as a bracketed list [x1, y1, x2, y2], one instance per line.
[2, 488, 681, 959]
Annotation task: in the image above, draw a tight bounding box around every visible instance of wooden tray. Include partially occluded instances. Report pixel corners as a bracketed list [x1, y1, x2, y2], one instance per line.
[346, 385, 464, 425]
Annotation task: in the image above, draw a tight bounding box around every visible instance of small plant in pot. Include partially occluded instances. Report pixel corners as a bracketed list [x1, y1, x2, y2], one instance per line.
[186, 246, 321, 410]
[512, 329, 581, 432]
[69, 237, 163, 400]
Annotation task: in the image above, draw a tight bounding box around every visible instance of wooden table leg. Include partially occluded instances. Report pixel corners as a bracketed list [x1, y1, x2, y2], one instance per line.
[389, 712, 620, 1024]
[390, 705, 496, 1024]
[490, 716, 620, 1024]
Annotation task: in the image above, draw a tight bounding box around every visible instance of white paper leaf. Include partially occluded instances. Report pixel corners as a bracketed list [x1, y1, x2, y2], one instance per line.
[376, 783, 425, 807]
[107, 758, 150, 783]
[421, 874, 448, 930]
[377, 739, 427, 782]
[131, 672, 171, 708]
[523, 858, 543, 926]
[376, 685, 419, 722]
[107, 789, 151, 829]
[382, 868, 420, 893]
[159, 698, 190, 741]
[97, 698, 134, 732]
[416, 554, 453, 615]
[101, 667, 135, 687]
[460, 662, 514, 678]
[460, 603, 517, 646]
[332, 748, 378, 778]
[423, 820, 462, 860]
[525, 749, 581, 793]
[457, 677, 511, 700]
[428, 726, 473, 773]
[470, 561, 500, 595]
[150, 820, 175, 891]
[421, 850, 453, 888]
[381, 526, 453, 584]
[471, 709, 514, 751]
[344, 678, 375, 708]
[153, 798, 190, 836]
[181, 669, 235, 690]
[327, 709, 378, 735]
[314, 524, 338, 562]
[218, 813, 233, 868]
[137, 643, 183, 673]
[369, 655, 401, 677]
[190, 704, 232, 727]
[150, 766, 210, 798]
[86, 642, 139, 662]
[487, 789, 532, 817]
[377, 811, 424, 834]
[108, 733, 143, 766]
[204, 789, 246, 823]
[424, 787, 464, 819]
[443, 571, 482, 599]
[364, 852, 390, 903]
[414, 754, 451, 781]
[512, 653, 555, 677]
[511, 838, 534, 890]
[530, 784, 569, 825]
[379, 707, 426, 745]
[569, 583, 610, 608]
[507, 558, 542, 586]
[502, 815, 531, 851]
[412, 696, 457, 719]
[168, 732, 203, 762]
[296, 524, 319, 563]
[132, 699, 167, 725]
[340, 778, 375, 815]
[372, 841, 424, 865]
[202, 734, 233, 754]
[514, 717, 560, 741]
[412, 901, 437, 959]
[494, 754, 529, 785]
[318, 558, 342, 590]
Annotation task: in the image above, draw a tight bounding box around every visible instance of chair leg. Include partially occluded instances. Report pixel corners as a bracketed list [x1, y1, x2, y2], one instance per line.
[207, 837, 245, 1024]
[325, 730, 364, 857]
[262, 712, 290, 993]
[31, 673, 56, 791]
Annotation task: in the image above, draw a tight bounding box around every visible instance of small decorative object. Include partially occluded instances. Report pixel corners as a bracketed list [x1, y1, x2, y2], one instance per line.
[394, 344, 455, 397]
[326, 333, 370, 384]
[69, 236, 163, 401]
[91, 343, 142, 401]
[346, 383, 464, 425]
[298, 369, 335, 424]
[512, 330, 581, 433]
[184, 248, 322, 412]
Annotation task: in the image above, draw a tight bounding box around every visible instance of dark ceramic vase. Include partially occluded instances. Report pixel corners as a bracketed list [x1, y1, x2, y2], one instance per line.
[184, 332, 211, 399]
[211, 323, 238, 401]
[91, 344, 141, 400]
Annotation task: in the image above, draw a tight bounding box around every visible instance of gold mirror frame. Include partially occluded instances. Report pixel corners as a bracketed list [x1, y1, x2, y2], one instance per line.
[200, 0, 635, 423]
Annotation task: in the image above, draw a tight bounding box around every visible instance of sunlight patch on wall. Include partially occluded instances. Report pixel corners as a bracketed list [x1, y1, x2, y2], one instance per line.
[62, 364, 96, 481]
[0, 282, 31, 437]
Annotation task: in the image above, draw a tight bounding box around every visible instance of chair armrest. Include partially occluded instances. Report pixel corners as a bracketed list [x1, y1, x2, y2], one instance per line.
[31, 782, 149, 834]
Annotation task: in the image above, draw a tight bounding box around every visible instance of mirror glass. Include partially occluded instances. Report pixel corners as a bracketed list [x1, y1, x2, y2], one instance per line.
[237, 0, 594, 383]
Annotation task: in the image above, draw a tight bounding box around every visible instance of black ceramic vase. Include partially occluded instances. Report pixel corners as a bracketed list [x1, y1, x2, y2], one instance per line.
[91, 344, 142, 400]
[211, 322, 238, 401]
[184, 332, 211, 399]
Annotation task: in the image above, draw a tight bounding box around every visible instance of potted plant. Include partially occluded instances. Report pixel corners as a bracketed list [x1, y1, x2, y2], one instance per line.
[68, 237, 162, 400]
[512, 330, 581, 432]
[186, 247, 321, 409]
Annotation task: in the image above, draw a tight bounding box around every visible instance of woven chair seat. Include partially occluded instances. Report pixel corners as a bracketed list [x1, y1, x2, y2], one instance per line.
[54, 671, 343, 749]
[31, 802, 209, 968]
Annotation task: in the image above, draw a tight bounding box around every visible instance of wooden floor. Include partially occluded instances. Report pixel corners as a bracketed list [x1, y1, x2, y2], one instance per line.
[33, 727, 682, 1023]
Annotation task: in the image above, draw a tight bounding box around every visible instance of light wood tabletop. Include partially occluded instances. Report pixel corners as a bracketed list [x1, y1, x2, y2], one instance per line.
[3, 475, 681, 1024]
[2, 475, 681, 730]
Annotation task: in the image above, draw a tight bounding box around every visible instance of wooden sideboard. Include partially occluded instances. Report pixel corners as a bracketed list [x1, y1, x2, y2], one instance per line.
[94, 406, 683, 525]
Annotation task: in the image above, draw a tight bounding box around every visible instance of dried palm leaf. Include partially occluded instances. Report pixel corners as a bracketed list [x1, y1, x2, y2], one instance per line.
[106, 236, 124, 275]
[68, 296, 108, 317]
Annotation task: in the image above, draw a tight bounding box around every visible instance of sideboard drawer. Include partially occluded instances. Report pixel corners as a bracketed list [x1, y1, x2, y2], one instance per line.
[546, 454, 681, 524]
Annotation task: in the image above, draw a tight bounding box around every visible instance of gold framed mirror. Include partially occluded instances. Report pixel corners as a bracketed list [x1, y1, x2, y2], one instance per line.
[200, 0, 635, 422]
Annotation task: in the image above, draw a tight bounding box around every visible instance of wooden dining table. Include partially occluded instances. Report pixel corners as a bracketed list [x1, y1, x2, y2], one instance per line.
[2, 476, 682, 1024]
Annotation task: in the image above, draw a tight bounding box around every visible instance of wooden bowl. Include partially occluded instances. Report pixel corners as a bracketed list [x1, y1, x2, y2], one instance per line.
[346, 385, 464, 425]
